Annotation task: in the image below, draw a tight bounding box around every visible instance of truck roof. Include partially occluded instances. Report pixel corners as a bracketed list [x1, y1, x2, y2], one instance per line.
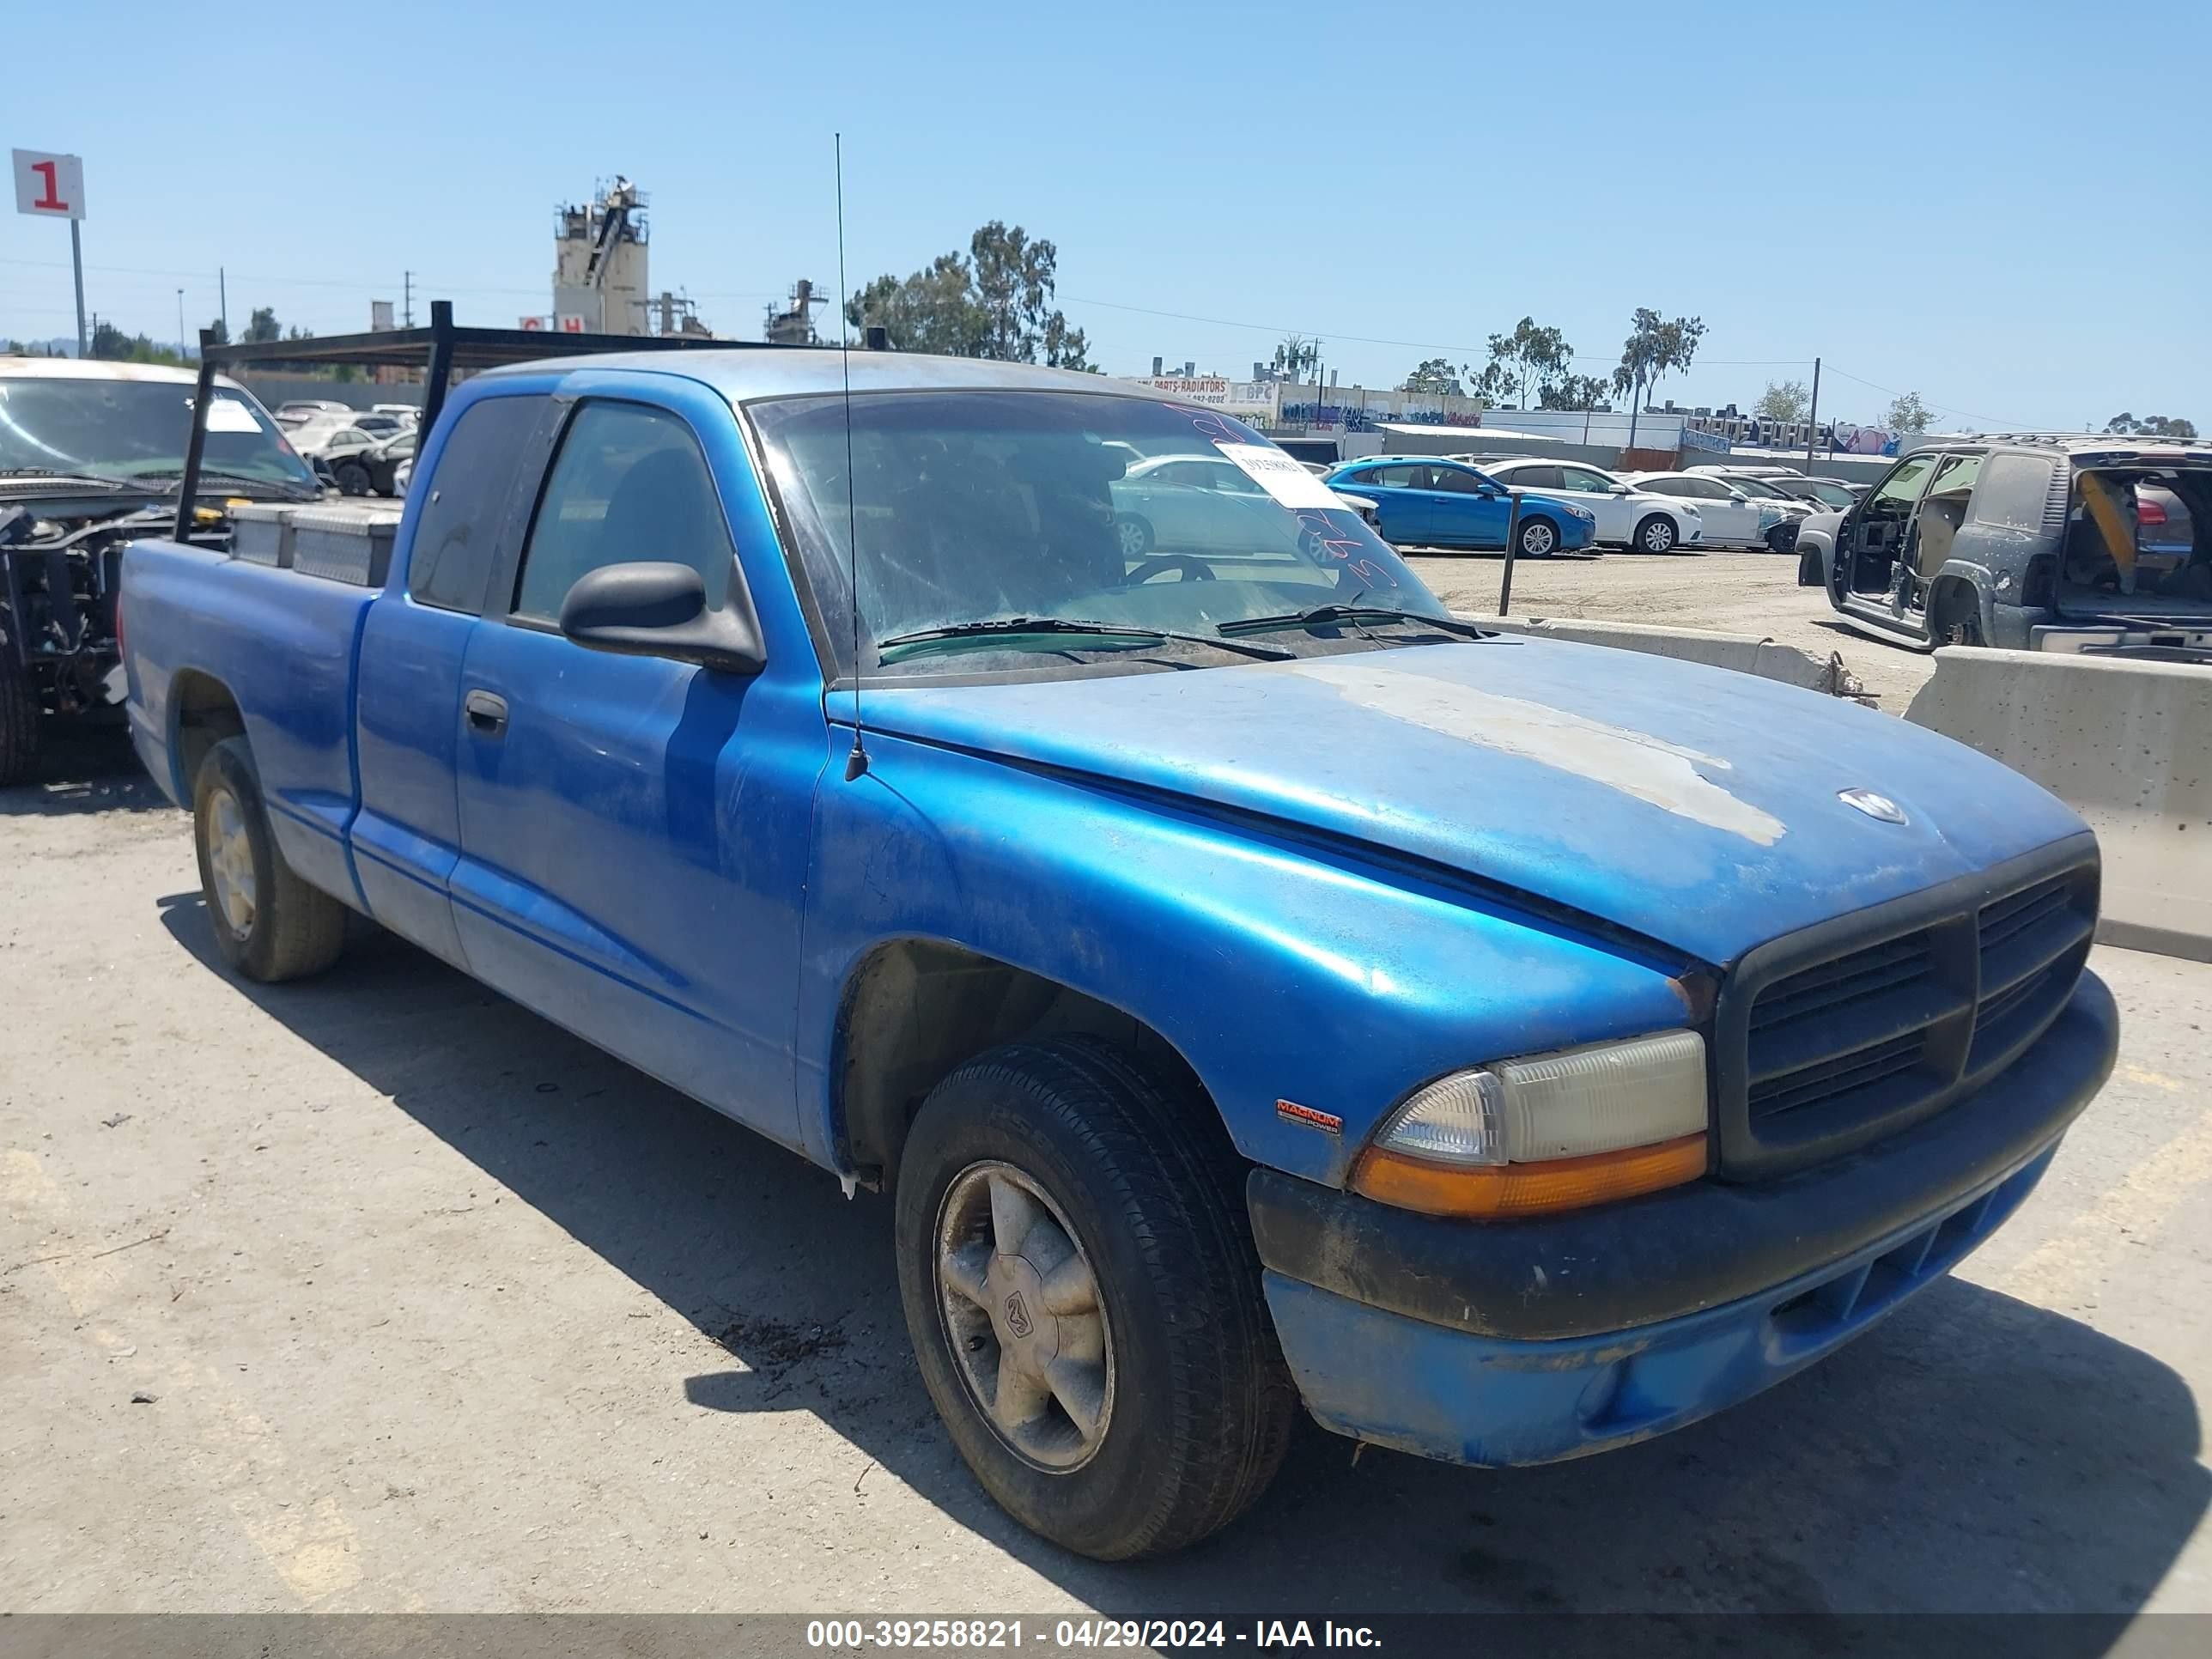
[0, 355, 247, 392]
[477, 347, 1147, 404]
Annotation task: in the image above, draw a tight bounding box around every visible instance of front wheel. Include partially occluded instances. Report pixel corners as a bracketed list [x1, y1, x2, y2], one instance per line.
[1113, 515, 1155, 558]
[194, 737, 348, 982]
[894, 1036, 1296, 1560]
[1632, 514, 1677, 555]
[1516, 516, 1559, 558]
[333, 460, 372, 496]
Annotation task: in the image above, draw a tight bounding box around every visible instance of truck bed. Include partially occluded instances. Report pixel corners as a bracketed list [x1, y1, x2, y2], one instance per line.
[122, 537, 378, 907]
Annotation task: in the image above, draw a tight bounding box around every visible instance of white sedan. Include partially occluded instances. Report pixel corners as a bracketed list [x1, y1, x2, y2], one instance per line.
[1477, 458, 1705, 554]
[1620, 471, 1790, 549]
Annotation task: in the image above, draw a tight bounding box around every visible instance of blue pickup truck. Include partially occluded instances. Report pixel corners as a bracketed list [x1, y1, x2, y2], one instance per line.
[120, 349, 2118, 1560]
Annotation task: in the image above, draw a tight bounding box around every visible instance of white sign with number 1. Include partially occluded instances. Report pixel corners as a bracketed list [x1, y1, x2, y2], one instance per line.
[13, 150, 86, 219]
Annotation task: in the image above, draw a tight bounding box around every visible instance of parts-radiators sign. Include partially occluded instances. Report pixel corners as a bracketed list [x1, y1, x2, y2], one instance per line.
[1124, 376, 1280, 422]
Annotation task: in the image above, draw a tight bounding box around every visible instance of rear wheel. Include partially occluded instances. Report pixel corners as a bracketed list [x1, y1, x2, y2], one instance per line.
[333, 460, 372, 496]
[0, 670, 39, 787]
[1516, 516, 1559, 558]
[894, 1036, 1296, 1560]
[1114, 515, 1155, 558]
[193, 737, 347, 981]
[1633, 514, 1677, 555]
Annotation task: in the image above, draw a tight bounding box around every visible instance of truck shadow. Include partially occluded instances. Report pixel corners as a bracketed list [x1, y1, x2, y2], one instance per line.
[155, 902, 2207, 1639]
[0, 719, 169, 817]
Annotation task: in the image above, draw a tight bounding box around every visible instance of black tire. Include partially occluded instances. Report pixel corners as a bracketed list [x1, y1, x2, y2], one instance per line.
[0, 670, 39, 787]
[1113, 514, 1155, 558]
[1516, 515, 1560, 558]
[895, 1036, 1297, 1560]
[192, 736, 347, 982]
[1632, 514, 1677, 556]
[333, 460, 372, 497]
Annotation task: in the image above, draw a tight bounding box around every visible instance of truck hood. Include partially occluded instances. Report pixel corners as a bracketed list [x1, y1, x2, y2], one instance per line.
[860, 638, 2090, 966]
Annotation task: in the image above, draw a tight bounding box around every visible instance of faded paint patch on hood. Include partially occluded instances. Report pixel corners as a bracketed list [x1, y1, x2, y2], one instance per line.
[859, 639, 2090, 964]
[1289, 657, 1784, 846]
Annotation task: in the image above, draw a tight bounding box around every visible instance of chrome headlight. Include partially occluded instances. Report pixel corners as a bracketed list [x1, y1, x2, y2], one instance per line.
[1352, 1031, 1709, 1218]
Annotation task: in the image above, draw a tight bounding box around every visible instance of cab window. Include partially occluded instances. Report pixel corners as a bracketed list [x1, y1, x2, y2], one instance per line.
[513, 402, 737, 623]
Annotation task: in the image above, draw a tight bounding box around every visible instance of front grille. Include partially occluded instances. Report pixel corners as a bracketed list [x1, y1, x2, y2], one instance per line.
[1715, 846, 2098, 1178]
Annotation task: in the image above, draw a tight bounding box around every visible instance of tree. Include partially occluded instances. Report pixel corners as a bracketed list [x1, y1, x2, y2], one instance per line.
[1757, 379, 1810, 425]
[241, 307, 282, 344]
[848, 222, 1091, 369]
[1539, 374, 1611, 412]
[1400, 356, 1466, 396]
[1273, 334, 1321, 383]
[205, 317, 230, 347]
[1886, 392, 1933, 434]
[2106, 411, 2198, 439]
[1610, 308, 1706, 448]
[1482, 315, 1572, 409]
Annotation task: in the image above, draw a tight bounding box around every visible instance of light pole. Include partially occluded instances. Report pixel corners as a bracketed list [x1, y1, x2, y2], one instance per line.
[176, 288, 186, 362]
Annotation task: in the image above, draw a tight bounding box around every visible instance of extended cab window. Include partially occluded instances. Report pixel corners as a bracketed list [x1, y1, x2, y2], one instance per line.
[514, 403, 737, 623]
[408, 394, 546, 614]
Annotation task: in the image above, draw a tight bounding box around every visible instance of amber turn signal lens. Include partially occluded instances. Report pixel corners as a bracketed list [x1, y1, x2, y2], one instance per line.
[1351, 1132, 1708, 1219]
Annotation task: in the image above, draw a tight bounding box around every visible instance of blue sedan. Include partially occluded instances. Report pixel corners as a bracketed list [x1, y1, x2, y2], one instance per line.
[1323, 457, 1596, 556]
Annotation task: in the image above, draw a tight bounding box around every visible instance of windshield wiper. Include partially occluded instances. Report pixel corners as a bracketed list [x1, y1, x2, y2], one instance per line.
[141, 467, 318, 497]
[1218, 604, 1493, 640]
[0, 468, 130, 489]
[877, 617, 1292, 662]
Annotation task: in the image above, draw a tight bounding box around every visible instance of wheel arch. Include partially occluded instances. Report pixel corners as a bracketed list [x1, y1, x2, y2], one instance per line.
[168, 668, 247, 799]
[1928, 563, 1995, 643]
[831, 935, 1217, 1192]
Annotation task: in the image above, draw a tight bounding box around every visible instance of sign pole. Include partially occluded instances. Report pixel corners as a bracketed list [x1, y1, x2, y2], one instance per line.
[70, 219, 87, 357]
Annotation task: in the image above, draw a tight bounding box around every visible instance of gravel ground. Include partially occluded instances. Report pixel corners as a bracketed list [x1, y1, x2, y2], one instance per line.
[1406, 547, 1939, 712]
[3, 685, 2207, 1626]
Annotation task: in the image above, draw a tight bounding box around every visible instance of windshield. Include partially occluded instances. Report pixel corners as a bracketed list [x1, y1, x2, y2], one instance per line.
[1728, 476, 1795, 499]
[749, 389, 1451, 676]
[1806, 482, 1856, 507]
[0, 377, 317, 490]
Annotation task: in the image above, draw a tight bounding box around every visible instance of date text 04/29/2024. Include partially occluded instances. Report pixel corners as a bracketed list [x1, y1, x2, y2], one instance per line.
[803, 1619, 1382, 1650]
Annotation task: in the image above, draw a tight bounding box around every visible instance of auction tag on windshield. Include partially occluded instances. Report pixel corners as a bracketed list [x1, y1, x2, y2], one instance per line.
[1213, 442, 1346, 511]
[204, 396, 264, 434]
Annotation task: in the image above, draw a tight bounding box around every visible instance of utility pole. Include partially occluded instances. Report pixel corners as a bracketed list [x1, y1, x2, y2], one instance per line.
[219, 266, 228, 337]
[402, 270, 415, 328]
[70, 222, 87, 359]
[1805, 356, 1822, 469]
[177, 288, 186, 363]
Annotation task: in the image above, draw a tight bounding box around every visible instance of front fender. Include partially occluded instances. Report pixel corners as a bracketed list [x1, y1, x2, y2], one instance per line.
[796, 728, 1694, 1186]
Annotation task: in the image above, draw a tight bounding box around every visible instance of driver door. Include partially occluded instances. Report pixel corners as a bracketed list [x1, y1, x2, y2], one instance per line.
[1845, 453, 1939, 599]
[1422, 465, 1508, 548]
[447, 392, 817, 1147]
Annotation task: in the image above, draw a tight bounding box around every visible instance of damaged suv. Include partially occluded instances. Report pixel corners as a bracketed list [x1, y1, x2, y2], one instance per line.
[1798, 434, 2212, 659]
[0, 356, 319, 783]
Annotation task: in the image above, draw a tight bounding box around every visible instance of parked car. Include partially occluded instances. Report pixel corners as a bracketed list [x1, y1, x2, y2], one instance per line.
[1621, 471, 1789, 549]
[304, 425, 388, 495]
[1322, 456, 1597, 556]
[0, 356, 318, 782]
[362, 428, 416, 497]
[369, 403, 421, 428]
[392, 456, 412, 494]
[272, 398, 350, 428]
[1475, 458, 1705, 554]
[1765, 477, 1863, 512]
[121, 351, 2118, 1561]
[1796, 434, 2212, 656]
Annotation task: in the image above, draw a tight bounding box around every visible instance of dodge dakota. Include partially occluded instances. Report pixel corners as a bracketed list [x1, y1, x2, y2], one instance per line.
[119, 349, 2118, 1560]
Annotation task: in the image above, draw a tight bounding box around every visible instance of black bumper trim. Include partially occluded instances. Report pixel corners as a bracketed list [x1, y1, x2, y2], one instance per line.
[1249, 969, 2117, 1344]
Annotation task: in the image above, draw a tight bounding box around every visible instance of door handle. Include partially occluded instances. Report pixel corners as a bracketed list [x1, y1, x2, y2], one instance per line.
[465, 690, 509, 737]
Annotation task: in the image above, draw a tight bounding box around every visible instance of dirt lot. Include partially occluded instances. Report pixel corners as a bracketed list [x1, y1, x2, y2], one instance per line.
[3, 655, 2209, 1626]
[1407, 547, 1939, 712]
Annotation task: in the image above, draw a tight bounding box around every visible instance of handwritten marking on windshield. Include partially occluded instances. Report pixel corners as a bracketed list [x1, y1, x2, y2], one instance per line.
[1289, 658, 1786, 846]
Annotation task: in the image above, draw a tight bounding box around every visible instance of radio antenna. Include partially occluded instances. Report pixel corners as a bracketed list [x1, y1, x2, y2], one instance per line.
[836, 133, 870, 782]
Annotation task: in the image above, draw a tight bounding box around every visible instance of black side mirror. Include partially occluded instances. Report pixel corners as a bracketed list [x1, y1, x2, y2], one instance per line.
[558, 562, 766, 676]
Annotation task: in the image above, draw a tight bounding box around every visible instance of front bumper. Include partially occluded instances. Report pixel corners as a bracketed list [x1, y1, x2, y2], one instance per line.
[1249, 969, 2117, 1467]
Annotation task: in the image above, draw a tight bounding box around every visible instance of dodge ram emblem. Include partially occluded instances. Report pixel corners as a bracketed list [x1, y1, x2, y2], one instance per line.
[1839, 788, 1908, 825]
[1003, 1291, 1033, 1339]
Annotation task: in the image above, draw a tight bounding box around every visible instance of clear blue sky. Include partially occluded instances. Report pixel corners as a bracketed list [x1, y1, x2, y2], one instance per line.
[7, 0, 2205, 432]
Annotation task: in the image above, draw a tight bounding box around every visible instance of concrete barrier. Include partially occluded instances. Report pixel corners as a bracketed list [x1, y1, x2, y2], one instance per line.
[1459, 613, 1869, 699]
[1905, 647, 2212, 962]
